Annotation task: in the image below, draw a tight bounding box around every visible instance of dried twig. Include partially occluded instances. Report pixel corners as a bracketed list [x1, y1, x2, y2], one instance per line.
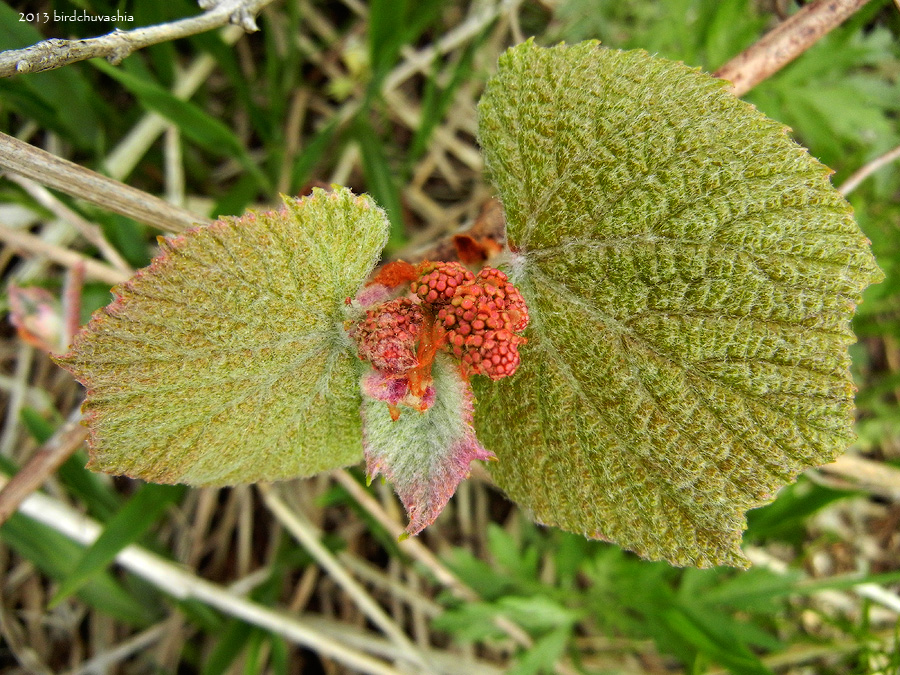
[0, 222, 129, 286]
[715, 0, 873, 96]
[0, 132, 206, 233]
[839, 144, 900, 195]
[0, 416, 88, 526]
[0, 0, 276, 78]
[6, 173, 133, 274]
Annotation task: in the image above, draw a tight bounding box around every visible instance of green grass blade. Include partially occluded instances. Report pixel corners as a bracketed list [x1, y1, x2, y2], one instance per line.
[662, 607, 773, 675]
[210, 173, 261, 220]
[355, 117, 405, 249]
[18, 405, 59, 443]
[202, 620, 254, 675]
[289, 118, 339, 194]
[745, 478, 858, 544]
[90, 59, 271, 191]
[407, 33, 484, 170]
[50, 482, 185, 605]
[368, 0, 443, 92]
[58, 450, 124, 521]
[268, 634, 289, 675]
[0, 512, 156, 626]
[191, 31, 275, 145]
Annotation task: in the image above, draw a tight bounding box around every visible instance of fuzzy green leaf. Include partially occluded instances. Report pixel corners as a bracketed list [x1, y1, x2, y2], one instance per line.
[58, 188, 388, 485]
[476, 41, 883, 567]
[361, 355, 494, 535]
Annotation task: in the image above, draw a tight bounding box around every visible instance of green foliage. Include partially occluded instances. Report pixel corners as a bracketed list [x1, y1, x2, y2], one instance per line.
[0, 513, 158, 626]
[19, 407, 123, 519]
[362, 354, 492, 535]
[745, 476, 858, 545]
[57, 188, 389, 484]
[355, 116, 406, 248]
[0, 3, 104, 149]
[437, 520, 802, 674]
[549, 0, 767, 67]
[367, 0, 444, 93]
[50, 482, 185, 605]
[91, 58, 271, 191]
[475, 41, 882, 567]
[747, 4, 900, 174]
[439, 518, 900, 673]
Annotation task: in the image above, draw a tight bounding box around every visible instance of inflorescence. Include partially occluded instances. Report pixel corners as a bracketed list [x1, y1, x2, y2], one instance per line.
[349, 260, 529, 414]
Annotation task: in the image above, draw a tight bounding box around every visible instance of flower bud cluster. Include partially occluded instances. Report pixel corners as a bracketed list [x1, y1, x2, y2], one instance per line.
[430, 267, 529, 380]
[351, 261, 529, 401]
[349, 298, 422, 375]
[411, 262, 475, 305]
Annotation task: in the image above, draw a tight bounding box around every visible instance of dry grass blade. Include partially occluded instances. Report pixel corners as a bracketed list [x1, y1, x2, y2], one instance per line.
[332, 469, 477, 602]
[839, 143, 900, 195]
[0, 222, 129, 286]
[258, 483, 436, 673]
[1, 1, 896, 672]
[1, 475, 408, 675]
[6, 174, 133, 275]
[331, 470, 581, 675]
[820, 454, 900, 498]
[0, 132, 207, 233]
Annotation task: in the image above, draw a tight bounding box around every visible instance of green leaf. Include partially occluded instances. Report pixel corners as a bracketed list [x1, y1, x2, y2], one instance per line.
[498, 596, 578, 633]
[663, 607, 772, 675]
[745, 476, 857, 544]
[57, 188, 389, 485]
[509, 625, 571, 675]
[51, 483, 185, 605]
[475, 41, 883, 567]
[432, 602, 509, 642]
[361, 354, 494, 534]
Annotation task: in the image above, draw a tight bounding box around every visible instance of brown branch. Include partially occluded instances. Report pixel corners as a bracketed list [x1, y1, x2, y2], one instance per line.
[0, 417, 88, 526]
[0, 0, 276, 78]
[714, 0, 874, 97]
[0, 132, 207, 233]
[839, 143, 900, 195]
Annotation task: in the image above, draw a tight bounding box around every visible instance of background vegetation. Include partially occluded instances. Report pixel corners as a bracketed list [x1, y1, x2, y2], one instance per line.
[0, 0, 899, 673]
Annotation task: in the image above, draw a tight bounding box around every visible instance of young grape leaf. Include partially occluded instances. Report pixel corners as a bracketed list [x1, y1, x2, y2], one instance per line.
[57, 188, 388, 485]
[475, 41, 883, 567]
[361, 354, 494, 535]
